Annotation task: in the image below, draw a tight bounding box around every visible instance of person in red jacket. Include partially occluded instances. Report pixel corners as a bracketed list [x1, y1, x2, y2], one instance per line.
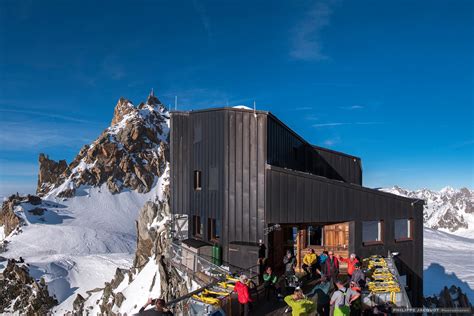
[337, 253, 359, 277]
[235, 274, 253, 315]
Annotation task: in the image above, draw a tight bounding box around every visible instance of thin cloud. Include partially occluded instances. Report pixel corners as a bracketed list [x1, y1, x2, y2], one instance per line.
[305, 114, 319, 121]
[290, 1, 334, 61]
[313, 122, 347, 127]
[323, 137, 341, 146]
[313, 122, 384, 127]
[340, 105, 364, 110]
[192, 0, 213, 43]
[295, 107, 313, 111]
[0, 108, 98, 124]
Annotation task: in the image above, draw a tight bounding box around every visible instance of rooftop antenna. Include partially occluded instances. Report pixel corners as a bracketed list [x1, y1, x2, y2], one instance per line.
[175, 96, 178, 111]
[253, 100, 257, 118]
[150, 88, 154, 97]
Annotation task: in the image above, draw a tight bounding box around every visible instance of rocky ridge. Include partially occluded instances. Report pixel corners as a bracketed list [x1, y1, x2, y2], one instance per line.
[381, 186, 474, 233]
[37, 91, 169, 198]
[0, 259, 58, 314]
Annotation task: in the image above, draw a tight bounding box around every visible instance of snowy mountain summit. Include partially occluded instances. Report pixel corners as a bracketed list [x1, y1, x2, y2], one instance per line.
[382, 186, 474, 235]
[37, 91, 169, 197]
[0, 92, 186, 314]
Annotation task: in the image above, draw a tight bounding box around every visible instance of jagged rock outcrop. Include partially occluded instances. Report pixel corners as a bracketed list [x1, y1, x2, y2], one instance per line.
[0, 194, 42, 238]
[36, 92, 169, 197]
[37, 154, 68, 196]
[0, 259, 58, 313]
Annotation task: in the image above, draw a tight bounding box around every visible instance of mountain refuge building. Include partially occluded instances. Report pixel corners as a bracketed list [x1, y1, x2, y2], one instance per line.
[169, 106, 424, 305]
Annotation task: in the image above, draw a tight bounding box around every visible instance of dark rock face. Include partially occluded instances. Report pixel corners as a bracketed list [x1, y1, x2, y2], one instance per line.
[0, 259, 58, 313]
[37, 154, 68, 196]
[0, 194, 44, 237]
[36, 94, 169, 198]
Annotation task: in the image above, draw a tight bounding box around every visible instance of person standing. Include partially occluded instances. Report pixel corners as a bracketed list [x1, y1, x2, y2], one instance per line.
[283, 250, 296, 276]
[330, 279, 360, 316]
[257, 240, 267, 285]
[348, 281, 362, 316]
[306, 276, 331, 316]
[323, 251, 339, 284]
[350, 263, 365, 288]
[284, 287, 315, 316]
[337, 253, 359, 277]
[235, 275, 253, 316]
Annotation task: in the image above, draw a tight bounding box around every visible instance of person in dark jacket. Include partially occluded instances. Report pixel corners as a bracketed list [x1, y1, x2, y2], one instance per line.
[322, 251, 339, 284]
[306, 276, 332, 316]
[139, 298, 172, 315]
[350, 263, 365, 288]
[283, 250, 296, 276]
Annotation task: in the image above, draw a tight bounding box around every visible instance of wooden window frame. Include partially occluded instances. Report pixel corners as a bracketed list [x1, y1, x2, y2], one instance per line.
[395, 218, 414, 243]
[362, 220, 384, 246]
[193, 170, 202, 191]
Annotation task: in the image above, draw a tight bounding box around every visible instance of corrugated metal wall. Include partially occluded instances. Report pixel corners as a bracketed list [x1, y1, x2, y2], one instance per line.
[222, 110, 267, 262]
[170, 113, 191, 216]
[265, 165, 423, 306]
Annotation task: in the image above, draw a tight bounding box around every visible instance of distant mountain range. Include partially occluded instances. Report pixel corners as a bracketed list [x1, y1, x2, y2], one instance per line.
[381, 186, 474, 236]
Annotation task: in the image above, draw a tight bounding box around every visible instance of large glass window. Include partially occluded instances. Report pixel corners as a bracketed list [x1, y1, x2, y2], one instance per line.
[395, 219, 413, 240]
[362, 220, 383, 244]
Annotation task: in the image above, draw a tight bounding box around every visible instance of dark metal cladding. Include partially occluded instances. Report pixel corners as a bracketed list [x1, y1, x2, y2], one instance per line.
[265, 165, 423, 306]
[170, 107, 423, 306]
[267, 116, 362, 185]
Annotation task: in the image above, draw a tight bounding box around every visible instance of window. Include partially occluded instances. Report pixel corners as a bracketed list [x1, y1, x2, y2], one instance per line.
[208, 218, 220, 241]
[362, 220, 383, 245]
[193, 215, 202, 237]
[395, 219, 413, 241]
[194, 170, 202, 190]
[307, 226, 323, 246]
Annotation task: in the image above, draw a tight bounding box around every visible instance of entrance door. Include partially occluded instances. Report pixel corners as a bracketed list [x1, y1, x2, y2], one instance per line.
[323, 222, 349, 249]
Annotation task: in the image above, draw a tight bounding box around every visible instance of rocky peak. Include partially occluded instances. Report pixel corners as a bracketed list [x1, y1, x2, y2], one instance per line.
[36, 92, 170, 198]
[111, 97, 136, 126]
[382, 186, 474, 234]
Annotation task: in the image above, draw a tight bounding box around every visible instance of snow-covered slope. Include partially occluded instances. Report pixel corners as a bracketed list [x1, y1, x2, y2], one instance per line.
[424, 227, 474, 302]
[0, 92, 171, 313]
[1, 181, 167, 309]
[382, 186, 474, 236]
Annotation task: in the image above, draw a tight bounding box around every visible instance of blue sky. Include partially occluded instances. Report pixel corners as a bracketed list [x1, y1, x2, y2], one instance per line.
[0, 0, 473, 197]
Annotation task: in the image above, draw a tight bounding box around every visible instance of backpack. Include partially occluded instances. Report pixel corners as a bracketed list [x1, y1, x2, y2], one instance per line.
[337, 288, 351, 307]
